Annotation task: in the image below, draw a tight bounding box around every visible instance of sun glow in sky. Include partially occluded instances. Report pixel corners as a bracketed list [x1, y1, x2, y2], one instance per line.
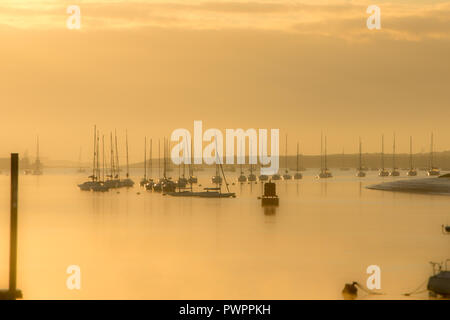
[0, 1, 450, 161]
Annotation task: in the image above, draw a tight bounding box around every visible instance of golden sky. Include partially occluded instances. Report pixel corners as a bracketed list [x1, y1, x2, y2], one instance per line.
[1, 1, 450, 161]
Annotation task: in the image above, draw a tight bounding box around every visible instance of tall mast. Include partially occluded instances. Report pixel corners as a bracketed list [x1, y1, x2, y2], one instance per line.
[36, 135, 41, 171]
[92, 126, 96, 181]
[409, 136, 413, 169]
[149, 138, 152, 179]
[110, 132, 115, 179]
[359, 137, 362, 170]
[102, 135, 105, 182]
[144, 137, 147, 180]
[158, 139, 161, 178]
[320, 132, 323, 173]
[163, 137, 167, 179]
[126, 130, 130, 178]
[285, 134, 288, 173]
[324, 136, 328, 170]
[393, 133, 396, 169]
[381, 134, 385, 170]
[115, 130, 120, 179]
[96, 130, 100, 180]
[430, 133, 434, 169]
[296, 142, 299, 172]
[190, 138, 194, 176]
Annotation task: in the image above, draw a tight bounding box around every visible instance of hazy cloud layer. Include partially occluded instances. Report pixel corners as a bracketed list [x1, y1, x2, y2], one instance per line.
[1, 1, 449, 41]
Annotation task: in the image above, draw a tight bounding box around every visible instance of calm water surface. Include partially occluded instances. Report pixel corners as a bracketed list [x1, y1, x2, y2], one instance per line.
[0, 169, 449, 299]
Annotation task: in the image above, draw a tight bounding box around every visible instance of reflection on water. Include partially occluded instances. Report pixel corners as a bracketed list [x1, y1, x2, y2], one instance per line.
[0, 168, 449, 299]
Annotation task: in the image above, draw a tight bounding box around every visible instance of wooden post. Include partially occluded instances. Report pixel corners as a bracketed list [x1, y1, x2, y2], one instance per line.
[0, 153, 22, 300]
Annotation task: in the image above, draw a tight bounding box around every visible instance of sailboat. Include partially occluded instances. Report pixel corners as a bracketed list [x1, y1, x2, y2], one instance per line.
[258, 140, 269, 181]
[104, 132, 120, 189]
[238, 163, 247, 182]
[378, 134, 389, 177]
[140, 137, 149, 186]
[406, 136, 417, 176]
[356, 137, 366, 178]
[153, 139, 164, 192]
[121, 130, 135, 187]
[145, 139, 155, 190]
[161, 138, 176, 192]
[294, 142, 303, 180]
[389, 133, 400, 176]
[427, 133, 440, 176]
[91, 134, 109, 192]
[283, 135, 292, 180]
[247, 148, 257, 182]
[167, 138, 235, 198]
[270, 138, 281, 180]
[237, 143, 247, 183]
[317, 133, 332, 179]
[188, 140, 198, 184]
[32, 136, 43, 175]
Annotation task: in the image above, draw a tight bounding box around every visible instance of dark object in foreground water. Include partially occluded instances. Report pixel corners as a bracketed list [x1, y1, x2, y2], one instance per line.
[1, 154, 23, 300]
[428, 261, 450, 297]
[342, 282, 358, 300]
[261, 181, 279, 206]
[443, 225, 450, 234]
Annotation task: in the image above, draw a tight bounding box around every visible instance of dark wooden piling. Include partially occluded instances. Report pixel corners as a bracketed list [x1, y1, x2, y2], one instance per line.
[0, 153, 22, 300]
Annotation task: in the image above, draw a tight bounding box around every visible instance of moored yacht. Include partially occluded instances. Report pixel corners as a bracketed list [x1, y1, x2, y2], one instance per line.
[427, 133, 440, 176]
[389, 133, 400, 176]
[294, 141, 303, 180]
[378, 135, 389, 177]
[406, 136, 417, 176]
[317, 134, 332, 179]
[356, 137, 366, 178]
[282, 135, 292, 180]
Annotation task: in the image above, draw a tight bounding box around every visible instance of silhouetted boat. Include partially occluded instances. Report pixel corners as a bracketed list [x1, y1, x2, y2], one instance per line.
[378, 135, 389, 177]
[120, 130, 135, 187]
[389, 133, 400, 176]
[294, 142, 303, 180]
[427, 133, 440, 176]
[356, 137, 366, 178]
[283, 135, 292, 180]
[406, 136, 417, 176]
[317, 133, 332, 179]
[32, 136, 43, 175]
[140, 137, 149, 186]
